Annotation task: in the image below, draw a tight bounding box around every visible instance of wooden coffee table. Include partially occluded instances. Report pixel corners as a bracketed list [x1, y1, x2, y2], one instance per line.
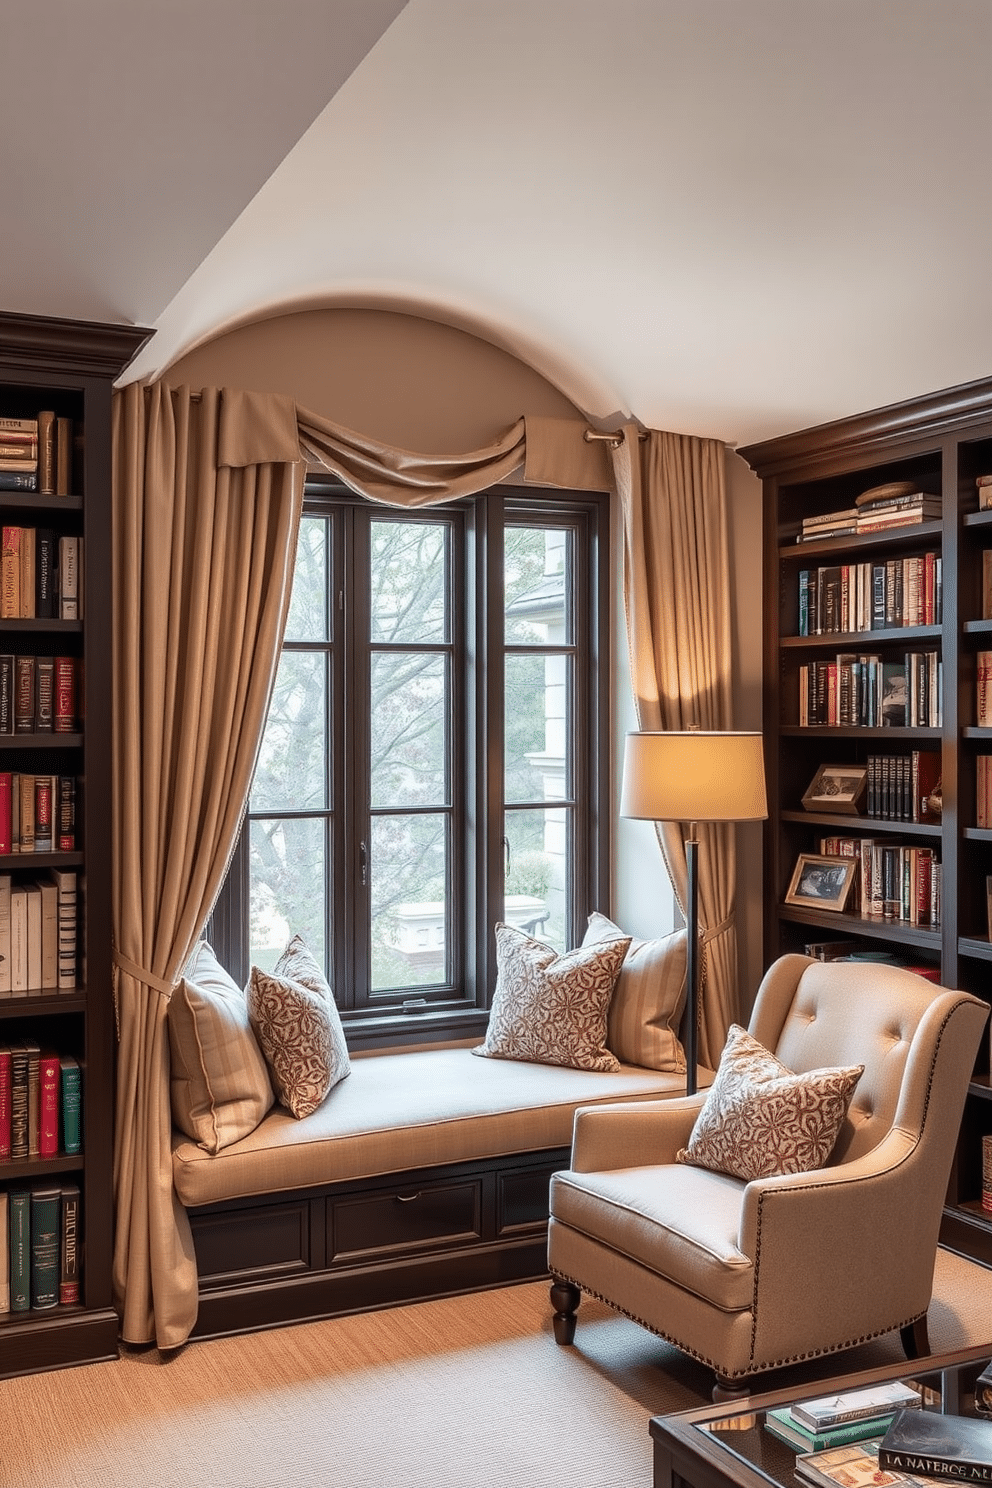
[650, 1342, 992, 1488]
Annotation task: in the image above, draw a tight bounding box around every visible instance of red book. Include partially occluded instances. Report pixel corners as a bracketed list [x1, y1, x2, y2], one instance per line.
[0, 1044, 11, 1158]
[0, 771, 10, 854]
[53, 657, 76, 733]
[38, 1050, 59, 1157]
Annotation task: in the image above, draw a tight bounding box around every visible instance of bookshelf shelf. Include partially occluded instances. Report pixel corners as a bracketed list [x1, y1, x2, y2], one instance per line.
[0, 312, 149, 1377]
[741, 375, 992, 1266]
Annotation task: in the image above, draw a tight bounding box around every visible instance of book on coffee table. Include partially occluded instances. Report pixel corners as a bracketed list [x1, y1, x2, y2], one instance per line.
[792, 1382, 923, 1431]
[878, 1407, 992, 1479]
[765, 1406, 898, 1453]
[794, 1438, 927, 1488]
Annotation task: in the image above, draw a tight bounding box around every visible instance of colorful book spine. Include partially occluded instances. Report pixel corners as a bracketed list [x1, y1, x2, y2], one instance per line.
[0, 1042, 10, 1154]
[30, 1185, 60, 1309]
[0, 874, 10, 996]
[35, 658, 54, 734]
[60, 1055, 81, 1154]
[38, 1050, 60, 1156]
[9, 1039, 29, 1156]
[0, 1190, 8, 1314]
[8, 1188, 30, 1311]
[0, 771, 10, 854]
[53, 656, 77, 733]
[59, 1185, 81, 1304]
[57, 775, 75, 850]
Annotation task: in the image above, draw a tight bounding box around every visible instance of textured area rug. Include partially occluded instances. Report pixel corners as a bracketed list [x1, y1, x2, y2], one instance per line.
[0, 1247, 989, 1488]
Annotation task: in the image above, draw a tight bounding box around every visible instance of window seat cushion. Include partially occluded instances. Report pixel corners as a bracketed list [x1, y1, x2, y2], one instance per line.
[171, 1045, 693, 1208]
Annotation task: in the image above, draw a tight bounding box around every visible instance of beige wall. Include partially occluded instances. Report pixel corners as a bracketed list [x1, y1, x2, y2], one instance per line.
[167, 306, 764, 1006]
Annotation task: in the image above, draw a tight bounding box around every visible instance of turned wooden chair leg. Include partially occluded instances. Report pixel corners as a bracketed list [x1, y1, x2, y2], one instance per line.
[550, 1279, 581, 1344]
[713, 1374, 752, 1403]
[901, 1313, 931, 1360]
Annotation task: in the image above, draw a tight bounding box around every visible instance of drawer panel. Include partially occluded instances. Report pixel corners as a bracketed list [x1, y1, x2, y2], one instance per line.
[191, 1198, 316, 1286]
[329, 1181, 482, 1261]
[497, 1162, 561, 1234]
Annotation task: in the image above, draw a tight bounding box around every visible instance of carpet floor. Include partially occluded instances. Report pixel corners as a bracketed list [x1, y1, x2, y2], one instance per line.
[1, 1247, 990, 1488]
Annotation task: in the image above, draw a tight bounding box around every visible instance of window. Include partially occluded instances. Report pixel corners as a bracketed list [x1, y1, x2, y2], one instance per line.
[210, 479, 610, 1047]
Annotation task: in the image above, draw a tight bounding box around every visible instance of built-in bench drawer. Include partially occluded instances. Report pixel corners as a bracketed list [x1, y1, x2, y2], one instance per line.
[497, 1160, 566, 1235]
[328, 1180, 483, 1262]
[192, 1197, 319, 1287]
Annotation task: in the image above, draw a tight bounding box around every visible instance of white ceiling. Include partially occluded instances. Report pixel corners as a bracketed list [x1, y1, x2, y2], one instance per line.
[3, 0, 991, 447]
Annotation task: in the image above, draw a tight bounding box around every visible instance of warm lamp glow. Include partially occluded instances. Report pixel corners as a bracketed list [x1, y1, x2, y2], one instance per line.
[620, 729, 767, 1096]
[620, 731, 767, 824]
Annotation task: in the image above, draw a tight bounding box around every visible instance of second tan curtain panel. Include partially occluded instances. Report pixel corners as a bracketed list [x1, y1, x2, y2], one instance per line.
[611, 425, 741, 1070]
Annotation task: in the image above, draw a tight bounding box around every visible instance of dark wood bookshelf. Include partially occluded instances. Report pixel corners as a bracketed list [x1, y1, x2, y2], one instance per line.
[741, 375, 992, 1265]
[0, 311, 150, 1378]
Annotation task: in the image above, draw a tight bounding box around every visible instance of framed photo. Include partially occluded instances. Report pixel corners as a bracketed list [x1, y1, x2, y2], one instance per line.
[801, 763, 867, 815]
[785, 853, 857, 913]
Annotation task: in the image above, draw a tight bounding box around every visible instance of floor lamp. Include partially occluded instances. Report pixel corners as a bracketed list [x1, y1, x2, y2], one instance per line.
[620, 730, 768, 1095]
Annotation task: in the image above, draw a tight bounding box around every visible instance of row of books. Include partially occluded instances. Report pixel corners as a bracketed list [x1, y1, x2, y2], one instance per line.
[0, 871, 78, 996]
[0, 528, 81, 620]
[0, 1043, 82, 1159]
[798, 652, 942, 728]
[0, 654, 79, 734]
[977, 653, 992, 727]
[0, 412, 75, 497]
[798, 554, 942, 636]
[797, 488, 941, 543]
[0, 1185, 80, 1313]
[818, 835, 941, 926]
[0, 774, 77, 855]
[864, 750, 941, 822]
[977, 755, 992, 829]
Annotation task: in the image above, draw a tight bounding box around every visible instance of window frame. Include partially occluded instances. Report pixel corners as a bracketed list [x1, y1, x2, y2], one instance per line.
[209, 477, 611, 1050]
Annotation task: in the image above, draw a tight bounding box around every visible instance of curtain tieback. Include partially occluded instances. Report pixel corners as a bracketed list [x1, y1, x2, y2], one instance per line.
[112, 949, 176, 999]
[700, 914, 734, 946]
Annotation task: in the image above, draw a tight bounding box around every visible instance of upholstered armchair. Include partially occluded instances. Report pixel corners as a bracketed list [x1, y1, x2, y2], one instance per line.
[548, 953, 987, 1399]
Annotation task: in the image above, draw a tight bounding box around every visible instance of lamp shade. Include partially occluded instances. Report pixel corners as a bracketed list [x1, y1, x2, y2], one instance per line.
[620, 731, 767, 823]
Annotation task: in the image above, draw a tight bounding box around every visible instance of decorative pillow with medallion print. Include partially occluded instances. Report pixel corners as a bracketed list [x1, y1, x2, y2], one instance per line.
[472, 922, 631, 1073]
[246, 934, 351, 1119]
[676, 1023, 863, 1181]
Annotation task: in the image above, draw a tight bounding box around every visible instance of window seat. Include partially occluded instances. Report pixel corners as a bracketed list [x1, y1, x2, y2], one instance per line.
[173, 1046, 702, 1342]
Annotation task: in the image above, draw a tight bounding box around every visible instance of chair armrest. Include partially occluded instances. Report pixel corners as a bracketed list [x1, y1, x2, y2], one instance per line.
[569, 1095, 706, 1173]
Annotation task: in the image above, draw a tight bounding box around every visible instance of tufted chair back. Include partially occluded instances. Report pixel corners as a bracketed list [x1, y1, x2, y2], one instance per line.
[748, 952, 949, 1165]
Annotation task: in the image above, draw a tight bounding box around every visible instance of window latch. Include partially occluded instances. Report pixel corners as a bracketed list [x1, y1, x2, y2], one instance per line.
[359, 840, 368, 886]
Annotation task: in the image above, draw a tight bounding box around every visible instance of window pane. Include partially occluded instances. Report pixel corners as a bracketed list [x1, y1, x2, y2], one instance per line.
[284, 516, 328, 642]
[249, 816, 327, 973]
[504, 526, 571, 644]
[370, 812, 449, 990]
[505, 652, 571, 805]
[371, 520, 448, 643]
[251, 649, 328, 812]
[371, 652, 449, 807]
[504, 806, 569, 952]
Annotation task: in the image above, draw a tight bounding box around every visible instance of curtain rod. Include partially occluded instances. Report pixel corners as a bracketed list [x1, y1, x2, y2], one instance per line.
[584, 428, 647, 447]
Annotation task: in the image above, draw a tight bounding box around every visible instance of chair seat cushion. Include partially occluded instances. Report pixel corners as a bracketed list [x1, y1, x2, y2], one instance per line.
[550, 1163, 753, 1312]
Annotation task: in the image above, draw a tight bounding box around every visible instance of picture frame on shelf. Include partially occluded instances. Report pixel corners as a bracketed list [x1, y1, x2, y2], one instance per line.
[785, 853, 857, 913]
[801, 763, 867, 815]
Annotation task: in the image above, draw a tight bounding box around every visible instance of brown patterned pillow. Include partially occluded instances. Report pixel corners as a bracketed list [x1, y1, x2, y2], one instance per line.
[676, 1024, 863, 1181]
[582, 911, 687, 1071]
[472, 923, 630, 1073]
[247, 949, 350, 1119]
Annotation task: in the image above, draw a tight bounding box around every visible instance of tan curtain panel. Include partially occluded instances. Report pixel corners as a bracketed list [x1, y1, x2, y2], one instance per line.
[112, 383, 304, 1347]
[611, 425, 739, 1067]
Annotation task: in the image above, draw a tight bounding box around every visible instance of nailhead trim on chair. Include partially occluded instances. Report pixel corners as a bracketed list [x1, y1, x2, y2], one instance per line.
[552, 1264, 927, 1381]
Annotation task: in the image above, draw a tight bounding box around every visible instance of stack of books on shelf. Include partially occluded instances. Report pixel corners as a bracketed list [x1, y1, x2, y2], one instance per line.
[803, 941, 941, 980]
[766, 1381, 921, 1463]
[817, 834, 941, 926]
[0, 870, 77, 995]
[865, 750, 941, 822]
[0, 655, 79, 735]
[0, 774, 77, 854]
[797, 482, 942, 544]
[799, 553, 941, 635]
[799, 651, 942, 727]
[0, 1183, 81, 1314]
[0, 1044, 81, 1160]
[978, 756, 992, 828]
[0, 413, 74, 496]
[1, 528, 81, 620]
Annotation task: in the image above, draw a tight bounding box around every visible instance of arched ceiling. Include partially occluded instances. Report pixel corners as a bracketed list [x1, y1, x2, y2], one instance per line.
[3, 0, 991, 446]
